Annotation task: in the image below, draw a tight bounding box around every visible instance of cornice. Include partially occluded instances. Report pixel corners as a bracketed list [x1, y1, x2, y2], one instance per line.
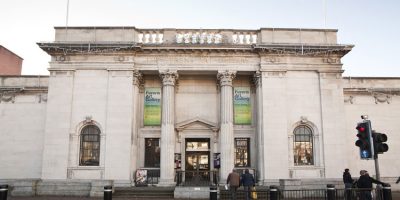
[38, 42, 353, 57]
[254, 44, 353, 57]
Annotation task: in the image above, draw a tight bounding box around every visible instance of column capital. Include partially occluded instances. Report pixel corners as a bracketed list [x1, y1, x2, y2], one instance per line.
[217, 70, 236, 86]
[132, 70, 143, 86]
[160, 70, 179, 86]
[253, 71, 262, 87]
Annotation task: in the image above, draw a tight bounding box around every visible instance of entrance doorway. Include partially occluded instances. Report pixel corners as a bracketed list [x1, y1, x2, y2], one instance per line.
[183, 138, 211, 186]
[185, 152, 209, 171]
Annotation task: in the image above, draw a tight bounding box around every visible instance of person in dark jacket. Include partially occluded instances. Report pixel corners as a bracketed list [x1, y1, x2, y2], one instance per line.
[227, 169, 240, 200]
[240, 169, 255, 200]
[343, 168, 354, 200]
[357, 170, 386, 200]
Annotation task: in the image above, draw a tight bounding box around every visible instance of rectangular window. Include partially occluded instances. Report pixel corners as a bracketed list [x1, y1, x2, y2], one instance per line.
[145, 138, 160, 167]
[234, 138, 250, 167]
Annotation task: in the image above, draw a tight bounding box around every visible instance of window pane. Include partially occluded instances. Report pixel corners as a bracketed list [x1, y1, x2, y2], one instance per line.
[234, 138, 250, 167]
[80, 125, 100, 166]
[145, 138, 161, 168]
[293, 126, 313, 166]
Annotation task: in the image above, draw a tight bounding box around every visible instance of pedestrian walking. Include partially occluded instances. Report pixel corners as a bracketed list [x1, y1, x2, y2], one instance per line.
[240, 169, 255, 200]
[357, 170, 387, 200]
[227, 169, 240, 200]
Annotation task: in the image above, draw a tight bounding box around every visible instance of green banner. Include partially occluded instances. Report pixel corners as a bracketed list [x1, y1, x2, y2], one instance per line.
[144, 88, 161, 126]
[234, 87, 252, 125]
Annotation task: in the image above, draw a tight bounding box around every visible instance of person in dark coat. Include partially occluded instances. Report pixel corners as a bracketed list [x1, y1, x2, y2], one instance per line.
[227, 169, 240, 200]
[240, 169, 255, 200]
[343, 168, 354, 200]
[357, 170, 386, 200]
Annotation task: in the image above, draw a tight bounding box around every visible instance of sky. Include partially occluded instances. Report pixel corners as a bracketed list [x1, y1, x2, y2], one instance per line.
[0, 0, 399, 76]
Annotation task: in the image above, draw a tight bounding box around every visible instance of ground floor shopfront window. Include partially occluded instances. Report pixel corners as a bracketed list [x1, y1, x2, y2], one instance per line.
[145, 138, 160, 168]
[235, 138, 250, 167]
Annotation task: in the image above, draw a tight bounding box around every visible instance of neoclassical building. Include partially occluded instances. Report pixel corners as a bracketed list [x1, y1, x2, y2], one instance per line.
[1, 27, 399, 196]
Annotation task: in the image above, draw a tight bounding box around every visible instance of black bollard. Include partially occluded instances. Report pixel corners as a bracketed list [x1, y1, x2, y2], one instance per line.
[209, 185, 217, 200]
[104, 185, 112, 200]
[0, 185, 8, 200]
[382, 184, 392, 200]
[269, 185, 278, 200]
[326, 184, 335, 200]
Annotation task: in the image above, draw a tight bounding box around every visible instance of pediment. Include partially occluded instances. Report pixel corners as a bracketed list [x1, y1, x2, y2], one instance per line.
[175, 117, 219, 132]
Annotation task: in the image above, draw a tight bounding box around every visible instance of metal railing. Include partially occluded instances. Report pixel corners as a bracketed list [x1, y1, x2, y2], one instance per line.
[219, 187, 392, 200]
[175, 170, 219, 186]
[146, 169, 160, 185]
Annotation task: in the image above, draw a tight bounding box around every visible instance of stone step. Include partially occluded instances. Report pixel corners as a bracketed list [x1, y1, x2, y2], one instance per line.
[113, 187, 175, 199]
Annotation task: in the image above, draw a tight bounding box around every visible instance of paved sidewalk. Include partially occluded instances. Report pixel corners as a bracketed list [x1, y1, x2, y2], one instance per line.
[7, 197, 177, 200]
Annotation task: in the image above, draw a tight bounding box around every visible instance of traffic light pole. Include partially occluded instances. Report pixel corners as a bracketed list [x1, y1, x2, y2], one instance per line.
[374, 155, 381, 181]
[374, 155, 384, 200]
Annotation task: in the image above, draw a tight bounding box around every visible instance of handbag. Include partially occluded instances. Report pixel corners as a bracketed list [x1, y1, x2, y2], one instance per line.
[251, 186, 257, 199]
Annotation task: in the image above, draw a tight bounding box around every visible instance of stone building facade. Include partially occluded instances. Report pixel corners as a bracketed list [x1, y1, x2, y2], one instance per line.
[1, 27, 399, 196]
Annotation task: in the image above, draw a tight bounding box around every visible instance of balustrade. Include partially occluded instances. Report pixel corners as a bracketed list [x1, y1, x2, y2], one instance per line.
[138, 31, 164, 44]
[175, 32, 223, 44]
[232, 32, 257, 44]
[136, 29, 258, 45]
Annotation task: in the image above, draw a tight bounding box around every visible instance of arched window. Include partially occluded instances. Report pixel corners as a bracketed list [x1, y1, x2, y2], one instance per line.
[79, 125, 100, 166]
[293, 125, 313, 166]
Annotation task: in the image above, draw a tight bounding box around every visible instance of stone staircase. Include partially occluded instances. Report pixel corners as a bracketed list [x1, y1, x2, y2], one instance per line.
[113, 186, 175, 199]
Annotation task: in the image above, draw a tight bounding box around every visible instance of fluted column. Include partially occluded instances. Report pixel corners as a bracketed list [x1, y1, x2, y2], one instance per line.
[217, 70, 236, 183]
[158, 70, 179, 186]
[253, 71, 264, 183]
[130, 70, 142, 181]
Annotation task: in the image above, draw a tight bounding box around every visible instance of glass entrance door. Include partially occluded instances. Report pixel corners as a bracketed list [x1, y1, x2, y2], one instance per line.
[184, 138, 210, 186]
[185, 152, 209, 171]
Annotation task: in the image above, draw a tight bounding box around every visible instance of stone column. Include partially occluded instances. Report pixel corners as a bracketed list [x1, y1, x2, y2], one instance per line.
[253, 71, 264, 183]
[217, 70, 236, 183]
[158, 70, 179, 186]
[130, 70, 142, 182]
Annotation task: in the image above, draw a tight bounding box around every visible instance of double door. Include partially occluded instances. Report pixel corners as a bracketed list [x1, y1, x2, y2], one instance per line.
[184, 138, 210, 185]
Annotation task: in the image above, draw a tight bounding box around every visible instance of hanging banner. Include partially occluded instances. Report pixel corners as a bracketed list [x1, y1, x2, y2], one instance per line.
[234, 87, 252, 125]
[144, 88, 161, 126]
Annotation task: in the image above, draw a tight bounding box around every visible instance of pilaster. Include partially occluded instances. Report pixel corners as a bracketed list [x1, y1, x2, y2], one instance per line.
[130, 70, 143, 182]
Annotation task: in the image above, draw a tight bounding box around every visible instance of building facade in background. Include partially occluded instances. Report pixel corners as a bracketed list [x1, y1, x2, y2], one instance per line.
[0, 45, 23, 75]
[1, 27, 399, 196]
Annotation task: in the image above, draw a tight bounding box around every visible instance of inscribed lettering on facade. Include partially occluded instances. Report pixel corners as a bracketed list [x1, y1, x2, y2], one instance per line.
[233, 87, 251, 125]
[144, 88, 161, 126]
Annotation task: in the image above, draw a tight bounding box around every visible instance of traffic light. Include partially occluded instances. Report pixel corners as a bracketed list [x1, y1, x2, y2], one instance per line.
[372, 131, 388, 154]
[355, 121, 374, 159]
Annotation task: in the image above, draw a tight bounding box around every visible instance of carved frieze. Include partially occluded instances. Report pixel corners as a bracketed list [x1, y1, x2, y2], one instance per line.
[135, 55, 258, 66]
[38, 94, 48, 103]
[344, 95, 354, 104]
[264, 71, 286, 78]
[261, 57, 280, 63]
[0, 93, 15, 103]
[323, 58, 340, 64]
[373, 93, 391, 104]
